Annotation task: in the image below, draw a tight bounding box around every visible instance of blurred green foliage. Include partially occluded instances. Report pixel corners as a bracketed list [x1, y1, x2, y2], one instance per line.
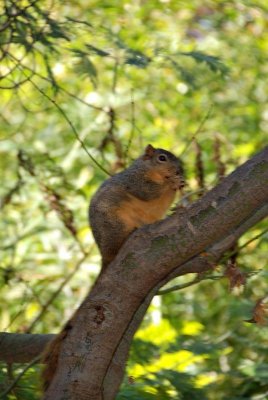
[0, 0, 268, 399]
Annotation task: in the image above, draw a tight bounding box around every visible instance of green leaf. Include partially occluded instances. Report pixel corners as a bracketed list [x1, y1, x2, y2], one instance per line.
[73, 52, 98, 87]
[125, 49, 151, 68]
[46, 17, 70, 41]
[85, 44, 110, 57]
[169, 58, 196, 86]
[180, 51, 229, 75]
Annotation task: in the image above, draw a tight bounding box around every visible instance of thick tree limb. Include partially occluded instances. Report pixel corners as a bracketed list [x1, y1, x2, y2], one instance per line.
[0, 204, 266, 366]
[0, 333, 54, 363]
[103, 202, 268, 400]
[0, 200, 267, 398]
[42, 147, 268, 400]
[0, 150, 267, 397]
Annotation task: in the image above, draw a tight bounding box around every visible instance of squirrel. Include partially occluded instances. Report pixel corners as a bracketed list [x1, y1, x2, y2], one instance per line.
[89, 144, 184, 270]
[42, 144, 184, 391]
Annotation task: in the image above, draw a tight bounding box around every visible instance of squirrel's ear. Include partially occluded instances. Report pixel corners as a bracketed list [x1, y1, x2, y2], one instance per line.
[143, 144, 155, 160]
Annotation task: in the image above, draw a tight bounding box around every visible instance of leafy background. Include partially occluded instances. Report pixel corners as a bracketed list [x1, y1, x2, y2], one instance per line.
[0, 0, 267, 399]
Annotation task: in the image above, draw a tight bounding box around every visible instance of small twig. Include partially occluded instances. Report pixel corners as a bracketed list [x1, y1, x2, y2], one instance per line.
[158, 268, 260, 295]
[100, 107, 124, 167]
[25, 251, 91, 333]
[193, 139, 205, 194]
[0, 0, 38, 34]
[0, 228, 46, 251]
[112, 58, 119, 94]
[213, 226, 268, 268]
[66, 17, 93, 29]
[237, 226, 268, 253]
[3, 303, 28, 332]
[27, 77, 111, 176]
[217, 225, 268, 265]
[7, 53, 106, 112]
[0, 355, 40, 398]
[1, 49, 33, 81]
[158, 225, 268, 295]
[213, 134, 226, 181]
[157, 274, 221, 295]
[124, 88, 136, 164]
[180, 104, 214, 157]
[0, 179, 24, 210]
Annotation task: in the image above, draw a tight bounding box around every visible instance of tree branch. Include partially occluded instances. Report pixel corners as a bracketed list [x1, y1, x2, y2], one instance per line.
[0, 200, 267, 398]
[0, 198, 265, 366]
[102, 201, 268, 399]
[42, 146, 268, 400]
[0, 333, 53, 363]
[0, 355, 40, 398]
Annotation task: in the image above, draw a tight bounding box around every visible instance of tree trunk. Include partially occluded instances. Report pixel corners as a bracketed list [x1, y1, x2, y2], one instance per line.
[41, 147, 268, 400]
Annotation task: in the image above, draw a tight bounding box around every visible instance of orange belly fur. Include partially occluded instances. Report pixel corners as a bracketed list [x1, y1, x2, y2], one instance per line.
[116, 189, 176, 233]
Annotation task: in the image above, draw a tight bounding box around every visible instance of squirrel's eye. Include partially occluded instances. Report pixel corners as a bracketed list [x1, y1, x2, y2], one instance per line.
[158, 154, 167, 162]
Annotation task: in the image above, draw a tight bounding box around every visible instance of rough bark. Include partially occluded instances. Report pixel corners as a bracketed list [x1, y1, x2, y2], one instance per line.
[103, 202, 268, 400]
[41, 147, 268, 400]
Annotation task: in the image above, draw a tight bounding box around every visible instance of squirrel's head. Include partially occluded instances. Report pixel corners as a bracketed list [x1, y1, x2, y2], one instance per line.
[141, 144, 185, 190]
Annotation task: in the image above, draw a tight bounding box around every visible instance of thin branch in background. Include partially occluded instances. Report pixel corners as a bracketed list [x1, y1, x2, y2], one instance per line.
[193, 139, 205, 195]
[18, 278, 46, 309]
[15, 86, 53, 115]
[0, 50, 36, 88]
[237, 226, 268, 253]
[0, 111, 28, 141]
[63, 86, 105, 112]
[66, 17, 93, 28]
[0, 53, 21, 80]
[17, 150, 87, 253]
[0, 73, 34, 90]
[108, 108, 124, 165]
[218, 225, 268, 265]
[0, 0, 39, 36]
[24, 250, 92, 333]
[158, 226, 268, 295]
[99, 107, 124, 169]
[112, 58, 119, 94]
[7, 53, 106, 111]
[0, 355, 40, 398]
[180, 103, 214, 157]
[157, 274, 222, 295]
[0, 179, 24, 210]
[7, 57, 111, 170]
[3, 289, 30, 332]
[1, 227, 47, 251]
[213, 134, 226, 181]
[124, 88, 136, 164]
[40, 183, 78, 241]
[0, 17, 13, 63]
[26, 76, 111, 176]
[2, 247, 91, 334]
[99, 107, 115, 150]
